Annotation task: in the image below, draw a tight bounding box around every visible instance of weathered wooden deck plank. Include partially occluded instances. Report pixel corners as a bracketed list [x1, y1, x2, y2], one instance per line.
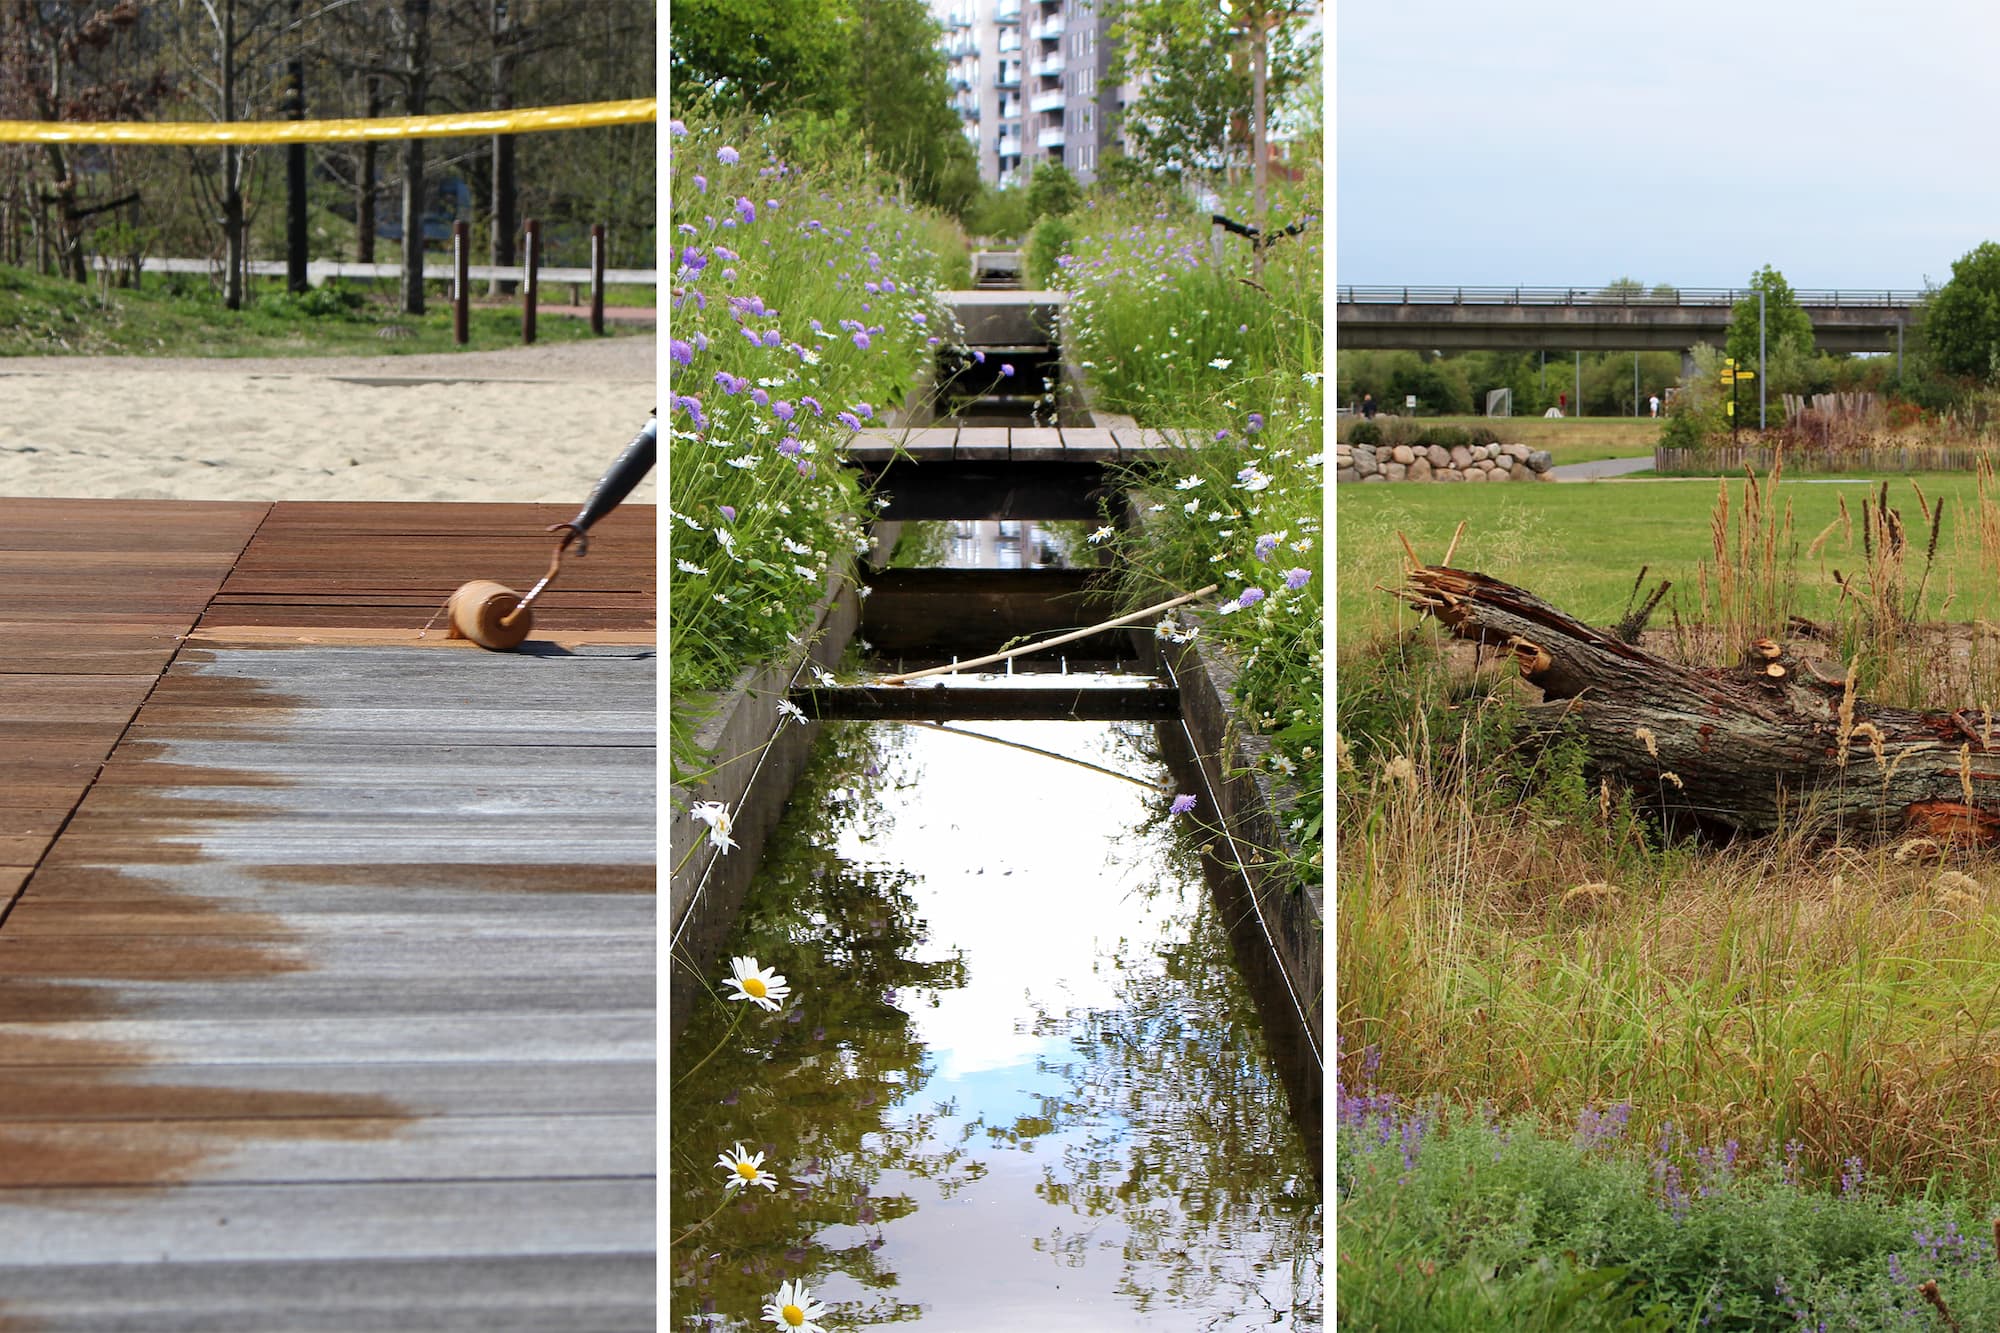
[0, 1254, 653, 1333]
[0, 1179, 654, 1265]
[1009, 425, 1067, 462]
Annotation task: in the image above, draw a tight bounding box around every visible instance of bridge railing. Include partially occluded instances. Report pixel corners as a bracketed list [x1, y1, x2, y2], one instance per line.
[1338, 285, 1928, 309]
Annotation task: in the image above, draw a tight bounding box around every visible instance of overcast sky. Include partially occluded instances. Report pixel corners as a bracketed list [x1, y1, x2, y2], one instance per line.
[1336, 1, 2000, 291]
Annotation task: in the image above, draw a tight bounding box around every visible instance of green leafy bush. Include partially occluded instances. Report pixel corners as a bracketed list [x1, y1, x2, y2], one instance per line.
[1347, 421, 1383, 447]
[1025, 214, 1075, 289]
[1416, 424, 1471, 451]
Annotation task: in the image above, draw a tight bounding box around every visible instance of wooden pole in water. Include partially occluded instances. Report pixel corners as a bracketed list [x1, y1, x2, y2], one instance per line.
[877, 584, 1220, 684]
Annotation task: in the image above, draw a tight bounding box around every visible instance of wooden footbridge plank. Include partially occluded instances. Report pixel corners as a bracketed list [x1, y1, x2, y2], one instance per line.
[0, 499, 656, 1330]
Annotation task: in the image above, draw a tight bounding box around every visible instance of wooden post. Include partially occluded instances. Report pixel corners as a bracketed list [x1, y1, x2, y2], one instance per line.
[452, 220, 469, 346]
[590, 223, 606, 336]
[523, 217, 539, 345]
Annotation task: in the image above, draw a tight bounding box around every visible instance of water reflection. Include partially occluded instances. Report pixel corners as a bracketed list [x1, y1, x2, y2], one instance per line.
[670, 720, 1321, 1330]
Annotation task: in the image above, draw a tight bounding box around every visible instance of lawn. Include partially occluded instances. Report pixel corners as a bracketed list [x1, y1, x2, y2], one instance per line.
[1337, 472, 2000, 637]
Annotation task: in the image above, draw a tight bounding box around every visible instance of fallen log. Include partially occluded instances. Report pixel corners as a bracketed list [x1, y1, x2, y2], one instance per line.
[1396, 565, 2000, 842]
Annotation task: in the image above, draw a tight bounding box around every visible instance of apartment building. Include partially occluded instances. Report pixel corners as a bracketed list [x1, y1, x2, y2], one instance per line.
[934, 0, 1123, 186]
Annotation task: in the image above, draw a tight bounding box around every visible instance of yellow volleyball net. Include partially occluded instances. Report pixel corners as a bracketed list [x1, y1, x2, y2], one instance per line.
[0, 97, 655, 146]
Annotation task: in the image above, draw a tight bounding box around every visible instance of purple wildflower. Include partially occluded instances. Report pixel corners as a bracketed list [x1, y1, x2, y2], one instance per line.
[1216, 429, 1231, 441]
[1238, 587, 1266, 608]
[1284, 567, 1311, 591]
[772, 400, 795, 422]
[673, 395, 705, 430]
[678, 246, 707, 273]
[1170, 794, 1197, 815]
[973, 349, 986, 363]
[836, 411, 863, 432]
[1247, 412, 1264, 432]
[719, 505, 736, 522]
[751, 389, 770, 407]
[736, 196, 756, 223]
[852, 402, 873, 419]
[669, 338, 693, 367]
[739, 326, 763, 348]
[669, 119, 687, 137]
[1255, 534, 1281, 561]
[1000, 363, 1014, 377]
[796, 459, 815, 477]
[852, 331, 871, 350]
[717, 145, 739, 165]
[800, 396, 823, 417]
[777, 437, 803, 457]
[761, 329, 782, 347]
[693, 173, 707, 194]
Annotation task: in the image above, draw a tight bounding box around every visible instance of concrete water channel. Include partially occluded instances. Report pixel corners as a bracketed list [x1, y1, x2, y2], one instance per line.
[668, 285, 1323, 1328]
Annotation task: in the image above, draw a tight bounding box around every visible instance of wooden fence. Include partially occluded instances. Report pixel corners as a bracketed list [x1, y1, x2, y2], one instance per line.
[1655, 444, 1993, 475]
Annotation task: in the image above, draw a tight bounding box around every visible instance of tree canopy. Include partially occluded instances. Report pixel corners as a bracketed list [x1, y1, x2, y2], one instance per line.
[1726, 265, 1814, 370]
[1919, 241, 2000, 381]
[671, 0, 976, 215]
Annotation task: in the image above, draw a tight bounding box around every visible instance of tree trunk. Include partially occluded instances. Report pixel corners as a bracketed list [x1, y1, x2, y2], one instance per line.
[357, 76, 379, 265]
[221, 0, 243, 310]
[1249, 9, 1268, 283]
[399, 0, 430, 316]
[1397, 565, 2000, 843]
[488, 0, 517, 297]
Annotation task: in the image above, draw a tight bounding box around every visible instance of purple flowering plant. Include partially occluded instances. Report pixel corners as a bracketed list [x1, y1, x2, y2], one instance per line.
[666, 115, 978, 767]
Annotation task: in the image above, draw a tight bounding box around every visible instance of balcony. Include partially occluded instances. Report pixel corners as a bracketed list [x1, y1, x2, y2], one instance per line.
[995, 1, 1020, 19]
[945, 10, 971, 26]
[996, 69, 1020, 88]
[998, 33, 1021, 52]
[1031, 54, 1064, 78]
[1031, 15, 1065, 40]
[997, 137, 1023, 159]
[999, 98, 1022, 118]
[1029, 89, 1064, 114]
[1038, 127, 1065, 148]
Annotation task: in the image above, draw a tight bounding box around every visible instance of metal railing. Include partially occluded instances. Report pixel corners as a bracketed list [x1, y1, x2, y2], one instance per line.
[1337, 284, 1927, 308]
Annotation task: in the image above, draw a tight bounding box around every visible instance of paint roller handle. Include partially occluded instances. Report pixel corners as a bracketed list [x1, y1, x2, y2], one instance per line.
[560, 414, 657, 545]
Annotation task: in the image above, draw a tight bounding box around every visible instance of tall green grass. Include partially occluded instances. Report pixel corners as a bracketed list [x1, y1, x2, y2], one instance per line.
[665, 115, 962, 772]
[1055, 176, 1325, 881]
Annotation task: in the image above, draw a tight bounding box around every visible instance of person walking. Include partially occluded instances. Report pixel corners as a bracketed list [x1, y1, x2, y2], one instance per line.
[1361, 392, 1377, 420]
[1649, 392, 1660, 418]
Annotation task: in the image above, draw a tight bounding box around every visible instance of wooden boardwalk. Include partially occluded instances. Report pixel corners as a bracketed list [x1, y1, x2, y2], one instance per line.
[846, 423, 1172, 464]
[1, 500, 655, 1330]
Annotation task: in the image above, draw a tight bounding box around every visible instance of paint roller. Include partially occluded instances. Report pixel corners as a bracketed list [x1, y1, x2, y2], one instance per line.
[445, 413, 657, 650]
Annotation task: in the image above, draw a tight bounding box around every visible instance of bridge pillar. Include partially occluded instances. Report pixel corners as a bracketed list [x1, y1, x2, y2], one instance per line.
[1681, 351, 1698, 385]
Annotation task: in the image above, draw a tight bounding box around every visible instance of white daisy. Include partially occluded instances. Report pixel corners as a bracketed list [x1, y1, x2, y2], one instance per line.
[1208, 356, 1233, 370]
[777, 699, 809, 726]
[762, 1280, 828, 1332]
[676, 559, 709, 575]
[1087, 525, 1115, 544]
[717, 1142, 780, 1192]
[689, 801, 738, 853]
[724, 955, 790, 1011]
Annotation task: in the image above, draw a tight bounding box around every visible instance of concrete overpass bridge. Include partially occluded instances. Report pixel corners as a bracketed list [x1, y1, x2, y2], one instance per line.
[1338, 285, 1925, 358]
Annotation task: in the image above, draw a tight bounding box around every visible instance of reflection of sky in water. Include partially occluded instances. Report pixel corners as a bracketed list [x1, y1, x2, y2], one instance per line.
[809, 720, 1319, 1330]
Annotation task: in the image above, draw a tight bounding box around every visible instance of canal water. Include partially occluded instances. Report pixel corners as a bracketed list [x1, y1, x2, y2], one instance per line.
[669, 713, 1323, 1329]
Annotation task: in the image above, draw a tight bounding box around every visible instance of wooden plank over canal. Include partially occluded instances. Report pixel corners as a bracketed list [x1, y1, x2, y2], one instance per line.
[0, 499, 656, 1330]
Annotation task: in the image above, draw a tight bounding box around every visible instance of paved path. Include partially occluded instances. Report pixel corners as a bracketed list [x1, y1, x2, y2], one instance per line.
[1, 499, 656, 1331]
[1550, 455, 1657, 480]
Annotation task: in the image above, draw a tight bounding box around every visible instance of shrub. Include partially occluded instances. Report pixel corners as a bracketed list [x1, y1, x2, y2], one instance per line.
[1347, 421, 1382, 447]
[1468, 424, 1501, 448]
[1416, 424, 1472, 451]
[1025, 214, 1075, 289]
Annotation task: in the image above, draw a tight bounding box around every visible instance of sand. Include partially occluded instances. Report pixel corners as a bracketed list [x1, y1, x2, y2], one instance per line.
[0, 337, 658, 506]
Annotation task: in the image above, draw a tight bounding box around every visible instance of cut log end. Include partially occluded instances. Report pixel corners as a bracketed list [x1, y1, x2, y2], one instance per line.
[1752, 638, 1783, 661]
[1764, 663, 1787, 680]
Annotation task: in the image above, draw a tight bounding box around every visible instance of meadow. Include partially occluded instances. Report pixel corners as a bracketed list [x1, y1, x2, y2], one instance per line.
[1337, 462, 2000, 1329]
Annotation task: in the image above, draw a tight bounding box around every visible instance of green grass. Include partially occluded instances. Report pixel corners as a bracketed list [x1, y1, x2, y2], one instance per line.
[0, 264, 645, 358]
[1336, 472, 1997, 638]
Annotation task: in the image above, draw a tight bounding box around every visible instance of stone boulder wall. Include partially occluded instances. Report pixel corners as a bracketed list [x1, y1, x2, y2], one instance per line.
[1335, 439, 1556, 484]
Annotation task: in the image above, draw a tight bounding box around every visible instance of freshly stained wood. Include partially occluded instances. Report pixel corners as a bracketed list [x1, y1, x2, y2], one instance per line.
[1, 499, 656, 1327]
